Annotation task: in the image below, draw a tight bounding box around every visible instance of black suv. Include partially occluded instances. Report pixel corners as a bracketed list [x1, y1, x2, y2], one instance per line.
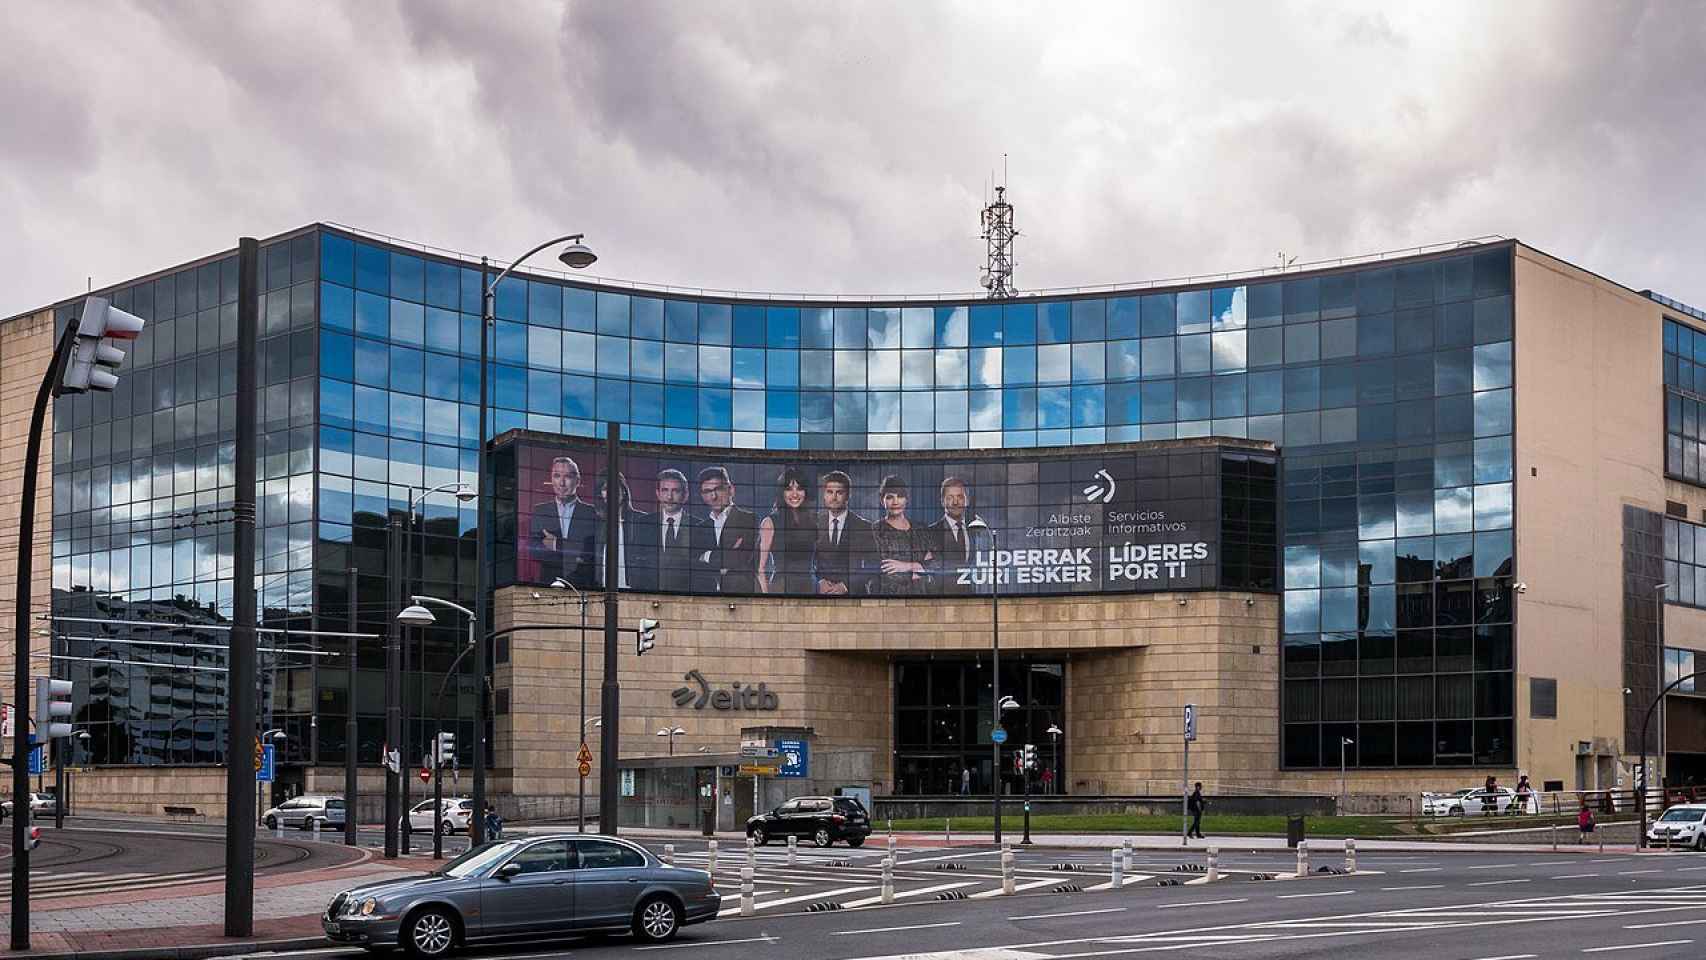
[746, 796, 871, 847]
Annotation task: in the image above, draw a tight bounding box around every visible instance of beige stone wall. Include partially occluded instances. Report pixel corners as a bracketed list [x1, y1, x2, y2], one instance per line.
[492, 587, 1281, 806]
[0, 310, 56, 764]
[1512, 244, 1670, 791]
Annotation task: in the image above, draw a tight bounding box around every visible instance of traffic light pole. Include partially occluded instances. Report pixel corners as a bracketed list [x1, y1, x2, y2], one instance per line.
[600, 422, 622, 836]
[432, 734, 445, 859]
[345, 567, 358, 847]
[1021, 756, 1033, 846]
[11, 321, 77, 951]
[223, 237, 260, 938]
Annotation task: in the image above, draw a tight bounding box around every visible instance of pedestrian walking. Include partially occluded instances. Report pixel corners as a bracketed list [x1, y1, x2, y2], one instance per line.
[1187, 782, 1207, 839]
[484, 806, 504, 842]
[1577, 799, 1595, 844]
[960, 766, 972, 796]
[1041, 767, 1055, 795]
[1514, 774, 1534, 815]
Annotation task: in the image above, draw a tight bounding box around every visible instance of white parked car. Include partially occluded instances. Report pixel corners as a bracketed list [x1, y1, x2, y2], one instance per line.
[1648, 804, 1706, 850]
[404, 797, 473, 835]
[28, 793, 56, 814]
[1422, 788, 1478, 816]
[262, 795, 346, 831]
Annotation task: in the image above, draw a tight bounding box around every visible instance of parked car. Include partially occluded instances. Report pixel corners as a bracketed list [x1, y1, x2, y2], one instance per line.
[1458, 787, 1518, 815]
[1421, 788, 1478, 817]
[746, 796, 871, 847]
[263, 795, 347, 831]
[1648, 804, 1706, 850]
[405, 798, 473, 835]
[321, 835, 718, 956]
[29, 793, 56, 814]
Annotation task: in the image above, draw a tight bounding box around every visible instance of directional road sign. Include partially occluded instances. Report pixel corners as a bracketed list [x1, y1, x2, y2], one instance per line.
[256, 743, 275, 782]
[991, 726, 1008, 744]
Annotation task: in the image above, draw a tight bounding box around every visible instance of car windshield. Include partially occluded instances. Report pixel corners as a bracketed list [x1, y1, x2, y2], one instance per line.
[1659, 809, 1706, 823]
[433, 840, 521, 878]
[326, 800, 344, 810]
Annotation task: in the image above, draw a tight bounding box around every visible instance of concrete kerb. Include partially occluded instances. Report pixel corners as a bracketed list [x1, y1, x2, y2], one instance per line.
[0, 935, 330, 960]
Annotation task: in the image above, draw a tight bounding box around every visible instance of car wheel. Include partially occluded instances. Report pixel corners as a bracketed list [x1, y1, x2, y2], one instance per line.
[303, 817, 316, 831]
[814, 827, 832, 848]
[847, 837, 865, 848]
[633, 895, 681, 943]
[1448, 807, 1462, 817]
[403, 906, 458, 958]
[1695, 834, 1705, 852]
[441, 819, 455, 835]
[265, 815, 278, 830]
[751, 826, 768, 846]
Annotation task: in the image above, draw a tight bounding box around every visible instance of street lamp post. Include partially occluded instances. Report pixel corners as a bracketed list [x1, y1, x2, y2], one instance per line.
[397, 595, 476, 861]
[966, 519, 1004, 842]
[1046, 723, 1063, 796]
[1654, 582, 1669, 810]
[476, 235, 598, 844]
[546, 579, 592, 831]
[656, 726, 685, 757]
[1339, 737, 1355, 814]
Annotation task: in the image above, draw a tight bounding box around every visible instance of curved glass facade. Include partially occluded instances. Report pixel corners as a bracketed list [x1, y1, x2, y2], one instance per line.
[48, 226, 1518, 770]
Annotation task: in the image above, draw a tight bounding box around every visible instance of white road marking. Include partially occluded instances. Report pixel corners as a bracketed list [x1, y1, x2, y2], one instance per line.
[751, 884, 877, 911]
[896, 849, 1006, 866]
[1625, 919, 1706, 929]
[1008, 908, 1128, 922]
[842, 880, 981, 908]
[1469, 879, 1533, 887]
[1467, 863, 1520, 870]
[1467, 956, 1536, 960]
[1275, 889, 1355, 899]
[831, 921, 963, 936]
[1381, 884, 1444, 891]
[970, 878, 1062, 899]
[1675, 866, 1706, 873]
[1553, 873, 1601, 879]
[1400, 867, 1443, 873]
[1581, 941, 1695, 953]
[1155, 898, 1247, 909]
[635, 935, 781, 951]
[1618, 869, 1664, 876]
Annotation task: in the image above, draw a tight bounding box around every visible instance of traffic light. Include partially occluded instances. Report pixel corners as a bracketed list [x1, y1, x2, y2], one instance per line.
[59, 296, 144, 395]
[636, 618, 659, 656]
[35, 678, 73, 740]
[25, 821, 40, 851]
[435, 731, 456, 767]
[1022, 743, 1037, 772]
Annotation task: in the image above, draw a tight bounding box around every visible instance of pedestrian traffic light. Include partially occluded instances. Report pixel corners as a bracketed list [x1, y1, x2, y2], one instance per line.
[35, 678, 73, 740]
[436, 731, 456, 766]
[59, 296, 145, 395]
[1023, 743, 1037, 772]
[25, 824, 40, 851]
[636, 618, 660, 656]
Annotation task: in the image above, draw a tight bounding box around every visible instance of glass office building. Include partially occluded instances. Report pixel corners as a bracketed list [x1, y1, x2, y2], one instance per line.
[42, 225, 1520, 774]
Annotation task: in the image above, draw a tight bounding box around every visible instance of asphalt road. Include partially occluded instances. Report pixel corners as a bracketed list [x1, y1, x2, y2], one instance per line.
[267, 841, 1706, 960]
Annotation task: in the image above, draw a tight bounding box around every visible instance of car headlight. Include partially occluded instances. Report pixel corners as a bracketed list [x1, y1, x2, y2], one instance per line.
[345, 897, 379, 917]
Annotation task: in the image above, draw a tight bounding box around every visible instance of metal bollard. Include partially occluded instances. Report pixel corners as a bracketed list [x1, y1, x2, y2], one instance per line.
[312, 818, 321, 841]
[740, 866, 754, 915]
[887, 833, 897, 859]
[1551, 822, 1558, 851]
[1206, 846, 1219, 883]
[1296, 840, 1309, 877]
[1599, 825, 1605, 854]
[746, 835, 757, 872]
[663, 843, 675, 866]
[1122, 837, 1133, 875]
[788, 834, 797, 866]
[887, 816, 893, 837]
[1111, 848, 1124, 889]
[1344, 838, 1356, 873]
[881, 856, 895, 904]
[707, 839, 718, 875]
[1001, 848, 1016, 895]
[275, 820, 284, 839]
[946, 817, 952, 847]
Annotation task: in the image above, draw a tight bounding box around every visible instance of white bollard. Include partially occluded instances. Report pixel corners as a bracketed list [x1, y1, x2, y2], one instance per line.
[275, 820, 284, 839]
[1122, 837, 1133, 875]
[887, 833, 897, 859]
[946, 817, 952, 847]
[881, 856, 895, 904]
[746, 835, 756, 872]
[707, 839, 718, 874]
[1206, 846, 1219, 882]
[740, 866, 754, 915]
[1344, 837, 1356, 873]
[1111, 848, 1124, 889]
[787, 834, 797, 866]
[1001, 848, 1016, 895]
[1296, 840, 1309, 877]
[663, 843, 674, 865]
[312, 818, 321, 841]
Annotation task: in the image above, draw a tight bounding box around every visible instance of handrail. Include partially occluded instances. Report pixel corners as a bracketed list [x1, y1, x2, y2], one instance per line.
[321, 221, 1509, 304]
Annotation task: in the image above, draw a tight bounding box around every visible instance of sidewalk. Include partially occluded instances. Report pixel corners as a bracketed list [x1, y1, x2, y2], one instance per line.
[0, 844, 438, 959]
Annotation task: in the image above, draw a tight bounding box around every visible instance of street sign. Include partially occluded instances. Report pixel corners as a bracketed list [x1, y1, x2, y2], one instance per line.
[991, 726, 1008, 744]
[1183, 703, 1197, 742]
[577, 760, 593, 778]
[253, 735, 264, 772]
[738, 744, 780, 759]
[27, 745, 43, 777]
[418, 768, 431, 784]
[256, 744, 275, 783]
[738, 763, 780, 777]
[777, 739, 808, 778]
[577, 741, 594, 765]
[1, 704, 11, 739]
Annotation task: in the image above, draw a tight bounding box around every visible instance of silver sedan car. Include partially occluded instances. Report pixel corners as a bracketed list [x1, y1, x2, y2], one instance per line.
[322, 835, 718, 957]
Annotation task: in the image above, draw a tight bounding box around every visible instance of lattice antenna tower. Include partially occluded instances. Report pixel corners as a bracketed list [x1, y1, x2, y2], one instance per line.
[979, 162, 1017, 298]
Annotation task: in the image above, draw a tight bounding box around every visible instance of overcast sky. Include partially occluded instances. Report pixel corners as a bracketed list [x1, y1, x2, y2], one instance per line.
[3, 1, 1702, 318]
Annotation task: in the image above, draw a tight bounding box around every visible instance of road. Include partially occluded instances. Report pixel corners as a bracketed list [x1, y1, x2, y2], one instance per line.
[256, 840, 1706, 960]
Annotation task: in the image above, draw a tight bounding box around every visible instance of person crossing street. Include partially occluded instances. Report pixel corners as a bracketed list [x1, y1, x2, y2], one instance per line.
[1187, 782, 1208, 839]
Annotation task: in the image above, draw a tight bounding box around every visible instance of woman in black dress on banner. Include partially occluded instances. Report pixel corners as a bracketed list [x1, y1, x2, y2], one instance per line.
[871, 473, 935, 595]
[756, 467, 818, 594]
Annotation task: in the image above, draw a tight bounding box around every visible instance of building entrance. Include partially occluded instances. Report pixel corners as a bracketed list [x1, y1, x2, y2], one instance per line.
[893, 657, 1064, 796]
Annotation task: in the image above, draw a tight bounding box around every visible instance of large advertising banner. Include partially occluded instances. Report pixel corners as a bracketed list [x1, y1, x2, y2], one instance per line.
[503, 437, 1244, 598]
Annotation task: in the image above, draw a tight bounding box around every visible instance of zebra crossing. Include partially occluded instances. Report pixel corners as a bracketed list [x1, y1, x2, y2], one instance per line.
[663, 844, 1157, 914]
[0, 868, 228, 902]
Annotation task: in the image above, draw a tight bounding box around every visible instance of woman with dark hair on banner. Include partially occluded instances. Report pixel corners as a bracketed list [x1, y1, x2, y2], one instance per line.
[871, 473, 935, 595]
[756, 467, 817, 595]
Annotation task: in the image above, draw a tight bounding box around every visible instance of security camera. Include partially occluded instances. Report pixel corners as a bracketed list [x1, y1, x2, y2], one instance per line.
[1512, 582, 1528, 594]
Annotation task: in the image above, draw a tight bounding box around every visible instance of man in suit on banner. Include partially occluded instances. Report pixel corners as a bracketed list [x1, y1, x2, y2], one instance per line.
[528, 456, 601, 589]
[695, 466, 758, 594]
[635, 468, 701, 593]
[929, 476, 982, 596]
[813, 470, 872, 596]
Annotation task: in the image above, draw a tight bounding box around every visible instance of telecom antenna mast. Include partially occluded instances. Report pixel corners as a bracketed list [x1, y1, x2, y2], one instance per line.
[980, 180, 1017, 298]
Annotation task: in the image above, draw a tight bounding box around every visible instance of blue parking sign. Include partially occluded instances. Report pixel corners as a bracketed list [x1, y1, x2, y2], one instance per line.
[256, 744, 275, 782]
[27, 746, 43, 777]
[777, 739, 808, 778]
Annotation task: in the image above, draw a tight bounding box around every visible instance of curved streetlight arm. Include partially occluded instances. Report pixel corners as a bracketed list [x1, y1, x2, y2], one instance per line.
[486, 235, 587, 295]
[411, 595, 475, 621]
[411, 482, 474, 511]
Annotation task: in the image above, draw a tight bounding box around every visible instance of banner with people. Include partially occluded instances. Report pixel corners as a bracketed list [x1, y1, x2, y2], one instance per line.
[497, 435, 1276, 598]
